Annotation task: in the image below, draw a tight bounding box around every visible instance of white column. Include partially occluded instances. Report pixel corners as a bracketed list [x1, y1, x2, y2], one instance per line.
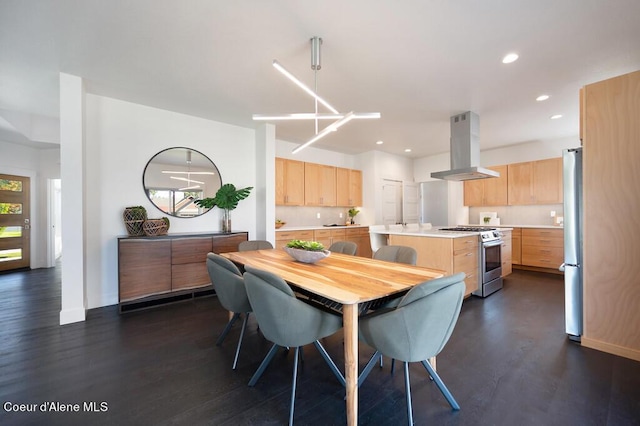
[255, 123, 276, 243]
[59, 73, 86, 325]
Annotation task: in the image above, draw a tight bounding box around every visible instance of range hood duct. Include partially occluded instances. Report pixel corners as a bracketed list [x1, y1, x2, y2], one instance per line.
[431, 111, 500, 181]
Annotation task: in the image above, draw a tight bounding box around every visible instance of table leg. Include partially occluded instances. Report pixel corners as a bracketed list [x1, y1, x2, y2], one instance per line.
[343, 303, 358, 426]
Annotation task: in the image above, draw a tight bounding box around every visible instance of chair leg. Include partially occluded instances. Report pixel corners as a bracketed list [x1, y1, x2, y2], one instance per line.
[358, 350, 381, 387]
[404, 362, 414, 426]
[289, 347, 300, 426]
[313, 340, 346, 387]
[232, 312, 250, 370]
[216, 312, 240, 345]
[248, 343, 280, 386]
[421, 360, 460, 410]
[391, 358, 396, 375]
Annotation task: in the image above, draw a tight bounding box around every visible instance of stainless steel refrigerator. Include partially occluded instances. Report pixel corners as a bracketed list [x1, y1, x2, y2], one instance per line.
[562, 148, 583, 341]
[419, 181, 450, 226]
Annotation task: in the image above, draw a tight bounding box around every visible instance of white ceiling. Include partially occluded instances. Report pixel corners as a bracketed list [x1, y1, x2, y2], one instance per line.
[2, 0, 640, 158]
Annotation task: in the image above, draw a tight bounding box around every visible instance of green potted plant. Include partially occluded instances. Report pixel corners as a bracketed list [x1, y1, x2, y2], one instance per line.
[194, 183, 253, 233]
[348, 207, 360, 225]
[284, 239, 330, 263]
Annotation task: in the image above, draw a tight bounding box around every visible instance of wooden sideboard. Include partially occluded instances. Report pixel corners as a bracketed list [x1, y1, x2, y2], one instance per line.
[118, 232, 248, 311]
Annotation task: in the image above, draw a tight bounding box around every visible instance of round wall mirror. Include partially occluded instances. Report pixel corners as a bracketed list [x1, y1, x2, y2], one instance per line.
[142, 147, 222, 217]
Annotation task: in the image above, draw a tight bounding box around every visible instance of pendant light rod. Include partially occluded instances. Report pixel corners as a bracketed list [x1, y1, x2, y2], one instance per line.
[252, 112, 380, 121]
[272, 60, 339, 114]
[292, 111, 355, 154]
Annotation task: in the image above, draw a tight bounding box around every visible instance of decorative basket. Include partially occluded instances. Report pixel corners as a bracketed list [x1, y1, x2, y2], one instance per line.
[284, 247, 330, 264]
[143, 219, 169, 236]
[123, 207, 147, 236]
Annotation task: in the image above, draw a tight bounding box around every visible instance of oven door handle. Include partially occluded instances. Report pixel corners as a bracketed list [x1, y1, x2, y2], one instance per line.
[483, 240, 503, 248]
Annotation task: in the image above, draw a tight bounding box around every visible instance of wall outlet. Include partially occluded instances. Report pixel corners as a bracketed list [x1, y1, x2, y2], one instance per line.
[339, 212, 343, 218]
[550, 211, 556, 217]
[316, 212, 321, 219]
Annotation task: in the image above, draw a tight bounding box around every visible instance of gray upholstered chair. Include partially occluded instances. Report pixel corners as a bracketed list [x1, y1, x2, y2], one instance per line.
[358, 272, 466, 425]
[328, 240, 357, 255]
[206, 253, 252, 370]
[373, 245, 417, 265]
[243, 265, 345, 426]
[238, 240, 274, 251]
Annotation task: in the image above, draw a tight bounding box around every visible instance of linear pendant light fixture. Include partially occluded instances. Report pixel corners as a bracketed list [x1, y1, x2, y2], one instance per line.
[252, 37, 380, 153]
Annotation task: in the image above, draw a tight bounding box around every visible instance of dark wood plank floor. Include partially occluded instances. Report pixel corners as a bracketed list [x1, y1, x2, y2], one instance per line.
[1, 266, 639, 425]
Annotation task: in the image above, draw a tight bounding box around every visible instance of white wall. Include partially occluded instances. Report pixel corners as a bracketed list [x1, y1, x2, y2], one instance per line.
[0, 140, 60, 268]
[84, 94, 259, 309]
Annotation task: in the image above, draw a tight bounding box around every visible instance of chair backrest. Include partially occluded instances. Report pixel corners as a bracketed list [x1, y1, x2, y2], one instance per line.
[206, 253, 252, 314]
[359, 272, 466, 362]
[369, 225, 388, 256]
[404, 223, 420, 231]
[243, 265, 342, 347]
[238, 240, 274, 251]
[329, 241, 358, 256]
[373, 245, 417, 265]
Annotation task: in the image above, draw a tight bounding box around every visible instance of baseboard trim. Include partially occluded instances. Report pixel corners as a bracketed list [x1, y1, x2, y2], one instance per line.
[60, 307, 87, 325]
[513, 264, 564, 275]
[581, 336, 640, 362]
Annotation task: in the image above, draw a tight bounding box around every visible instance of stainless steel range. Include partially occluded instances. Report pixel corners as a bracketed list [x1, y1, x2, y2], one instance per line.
[439, 226, 503, 297]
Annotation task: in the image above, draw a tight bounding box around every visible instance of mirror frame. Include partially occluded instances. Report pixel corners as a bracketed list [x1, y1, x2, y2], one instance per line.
[142, 147, 222, 218]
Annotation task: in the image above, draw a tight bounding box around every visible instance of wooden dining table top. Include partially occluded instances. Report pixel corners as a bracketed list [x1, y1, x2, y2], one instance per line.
[221, 249, 446, 305]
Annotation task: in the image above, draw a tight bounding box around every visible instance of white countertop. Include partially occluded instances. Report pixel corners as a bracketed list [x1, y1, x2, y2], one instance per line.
[369, 227, 481, 239]
[276, 225, 368, 231]
[470, 224, 563, 229]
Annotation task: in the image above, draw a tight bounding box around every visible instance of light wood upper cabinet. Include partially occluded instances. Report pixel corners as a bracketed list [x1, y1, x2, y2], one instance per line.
[508, 158, 562, 205]
[275, 158, 305, 206]
[533, 158, 563, 204]
[336, 168, 363, 206]
[507, 162, 534, 205]
[304, 163, 336, 206]
[464, 165, 508, 206]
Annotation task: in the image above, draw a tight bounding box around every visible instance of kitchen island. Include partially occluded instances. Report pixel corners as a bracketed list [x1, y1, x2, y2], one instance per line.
[369, 227, 489, 297]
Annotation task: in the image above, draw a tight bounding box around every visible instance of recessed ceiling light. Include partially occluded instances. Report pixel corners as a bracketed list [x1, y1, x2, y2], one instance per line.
[376, 140, 384, 145]
[536, 95, 550, 101]
[502, 53, 519, 64]
[404, 148, 412, 153]
[550, 114, 563, 120]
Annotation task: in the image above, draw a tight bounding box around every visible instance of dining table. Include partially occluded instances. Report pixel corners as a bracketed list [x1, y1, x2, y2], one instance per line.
[221, 248, 445, 425]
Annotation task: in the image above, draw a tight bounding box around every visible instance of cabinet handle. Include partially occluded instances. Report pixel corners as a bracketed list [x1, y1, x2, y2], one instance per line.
[540, 239, 551, 243]
[540, 249, 551, 254]
[466, 253, 472, 257]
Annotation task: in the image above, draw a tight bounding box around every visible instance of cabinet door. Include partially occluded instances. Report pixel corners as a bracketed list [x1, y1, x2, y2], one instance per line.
[211, 233, 248, 254]
[336, 168, 350, 206]
[336, 168, 363, 206]
[463, 179, 484, 206]
[276, 158, 305, 206]
[305, 163, 336, 206]
[171, 237, 212, 291]
[119, 239, 171, 301]
[508, 162, 534, 205]
[511, 228, 522, 265]
[533, 158, 563, 204]
[349, 169, 363, 206]
[483, 165, 508, 205]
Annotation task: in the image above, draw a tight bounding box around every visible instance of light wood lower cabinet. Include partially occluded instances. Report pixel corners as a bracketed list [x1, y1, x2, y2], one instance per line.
[511, 228, 522, 265]
[389, 234, 479, 297]
[118, 232, 248, 311]
[276, 226, 372, 258]
[521, 228, 563, 269]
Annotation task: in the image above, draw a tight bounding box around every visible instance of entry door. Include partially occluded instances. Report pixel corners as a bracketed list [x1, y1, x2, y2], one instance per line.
[382, 180, 402, 225]
[0, 174, 30, 271]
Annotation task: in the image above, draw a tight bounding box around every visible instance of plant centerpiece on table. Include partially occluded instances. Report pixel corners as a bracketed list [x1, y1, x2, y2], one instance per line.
[284, 239, 330, 263]
[194, 183, 253, 233]
[348, 207, 360, 225]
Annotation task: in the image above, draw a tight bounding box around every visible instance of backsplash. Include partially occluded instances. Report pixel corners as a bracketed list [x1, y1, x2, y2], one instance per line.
[468, 204, 563, 227]
[276, 206, 360, 227]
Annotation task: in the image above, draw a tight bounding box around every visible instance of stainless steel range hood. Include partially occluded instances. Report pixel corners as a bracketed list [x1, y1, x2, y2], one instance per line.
[431, 111, 500, 181]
